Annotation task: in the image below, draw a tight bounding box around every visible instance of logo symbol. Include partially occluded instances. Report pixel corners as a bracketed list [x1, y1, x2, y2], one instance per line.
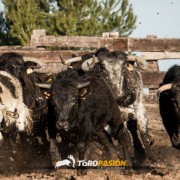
[55, 155, 75, 169]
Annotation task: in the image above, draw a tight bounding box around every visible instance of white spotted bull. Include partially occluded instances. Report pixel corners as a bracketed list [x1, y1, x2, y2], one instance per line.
[0, 71, 32, 141]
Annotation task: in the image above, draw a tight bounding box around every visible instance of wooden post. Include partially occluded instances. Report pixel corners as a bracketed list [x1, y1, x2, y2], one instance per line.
[30, 29, 46, 47]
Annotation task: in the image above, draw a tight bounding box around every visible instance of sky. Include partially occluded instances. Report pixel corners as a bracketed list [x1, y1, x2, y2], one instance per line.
[128, 0, 180, 71]
[0, 0, 180, 71]
[129, 0, 180, 38]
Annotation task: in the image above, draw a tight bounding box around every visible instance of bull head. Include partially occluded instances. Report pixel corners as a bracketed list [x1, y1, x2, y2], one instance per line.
[54, 81, 90, 131]
[80, 54, 148, 72]
[158, 82, 180, 149]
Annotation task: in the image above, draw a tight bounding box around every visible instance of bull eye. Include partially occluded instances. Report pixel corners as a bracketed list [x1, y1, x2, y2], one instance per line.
[70, 99, 76, 105]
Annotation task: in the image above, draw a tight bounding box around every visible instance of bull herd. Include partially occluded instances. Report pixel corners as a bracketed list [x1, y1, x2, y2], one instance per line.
[0, 48, 179, 175]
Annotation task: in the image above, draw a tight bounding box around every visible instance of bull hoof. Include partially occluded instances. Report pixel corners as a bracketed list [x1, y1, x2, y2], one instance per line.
[132, 156, 144, 169]
[77, 168, 87, 176]
[171, 134, 180, 150]
[146, 133, 155, 146]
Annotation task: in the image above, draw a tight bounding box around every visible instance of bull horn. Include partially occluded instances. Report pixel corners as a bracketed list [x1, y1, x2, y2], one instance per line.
[77, 82, 90, 89]
[35, 83, 52, 89]
[128, 55, 148, 70]
[66, 57, 82, 65]
[157, 83, 173, 96]
[81, 55, 99, 71]
[59, 52, 82, 65]
[23, 57, 43, 68]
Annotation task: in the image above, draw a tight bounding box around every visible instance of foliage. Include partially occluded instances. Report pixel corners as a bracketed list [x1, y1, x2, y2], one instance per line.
[1, 0, 136, 45]
[0, 11, 7, 45]
[50, 0, 136, 36]
[2, 0, 47, 45]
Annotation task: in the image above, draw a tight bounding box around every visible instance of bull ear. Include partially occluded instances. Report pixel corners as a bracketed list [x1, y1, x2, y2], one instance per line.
[24, 61, 41, 69]
[126, 62, 134, 71]
[24, 61, 41, 74]
[77, 82, 91, 100]
[135, 57, 148, 70]
[27, 67, 33, 74]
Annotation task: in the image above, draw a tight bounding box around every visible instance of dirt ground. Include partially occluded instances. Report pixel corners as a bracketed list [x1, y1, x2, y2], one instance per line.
[0, 114, 179, 180]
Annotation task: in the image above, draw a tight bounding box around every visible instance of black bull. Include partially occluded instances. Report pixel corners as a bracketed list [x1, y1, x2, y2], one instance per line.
[49, 69, 146, 174]
[158, 65, 180, 149]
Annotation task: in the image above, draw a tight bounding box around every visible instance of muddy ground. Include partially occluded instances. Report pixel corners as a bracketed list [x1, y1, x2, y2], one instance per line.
[0, 112, 179, 180]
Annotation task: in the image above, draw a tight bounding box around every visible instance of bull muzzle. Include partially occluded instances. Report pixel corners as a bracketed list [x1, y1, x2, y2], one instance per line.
[56, 121, 69, 131]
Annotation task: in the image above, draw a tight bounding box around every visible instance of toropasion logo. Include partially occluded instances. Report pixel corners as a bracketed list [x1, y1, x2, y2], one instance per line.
[55, 155, 126, 169]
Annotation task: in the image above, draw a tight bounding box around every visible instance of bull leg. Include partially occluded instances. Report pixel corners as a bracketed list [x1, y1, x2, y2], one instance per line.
[163, 114, 180, 149]
[50, 138, 61, 166]
[134, 71, 154, 149]
[171, 133, 180, 149]
[170, 119, 180, 149]
[135, 104, 154, 157]
[127, 113, 147, 166]
[96, 130, 117, 159]
[77, 141, 87, 176]
[114, 123, 134, 167]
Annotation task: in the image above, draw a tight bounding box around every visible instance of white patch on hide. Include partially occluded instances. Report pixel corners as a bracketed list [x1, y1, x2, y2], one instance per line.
[0, 132, 3, 141]
[102, 60, 125, 97]
[134, 70, 148, 133]
[104, 124, 112, 135]
[0, 71, 32, 133]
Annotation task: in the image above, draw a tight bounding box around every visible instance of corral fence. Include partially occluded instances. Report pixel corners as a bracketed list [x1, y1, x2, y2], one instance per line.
[1, 29, 180, 120]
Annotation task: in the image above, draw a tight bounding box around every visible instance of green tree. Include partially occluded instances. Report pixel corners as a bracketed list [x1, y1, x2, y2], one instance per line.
[3, 0, 48, 45]
[50, 0, 136, 36]
[0, 11, 7, 45]
[2, 0, 136, 45]
[101, 0, 136, 36]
